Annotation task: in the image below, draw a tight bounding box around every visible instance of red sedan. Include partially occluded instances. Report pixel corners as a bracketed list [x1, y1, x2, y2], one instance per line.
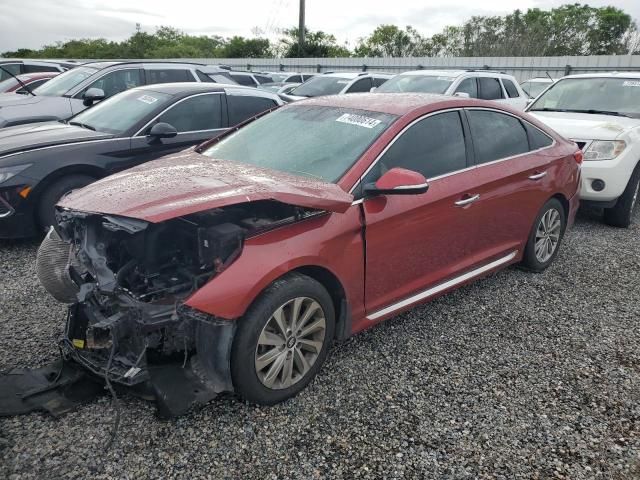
[41, 93, 581, 415]
[0, 72, 58, 94]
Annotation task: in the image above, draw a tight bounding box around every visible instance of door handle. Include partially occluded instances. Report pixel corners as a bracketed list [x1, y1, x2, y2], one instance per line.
[528, 171, 548, 180]
[454, 194, 480, 206]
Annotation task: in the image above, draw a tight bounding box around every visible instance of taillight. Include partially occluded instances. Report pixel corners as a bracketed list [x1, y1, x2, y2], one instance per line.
[573, 150, 583, 165]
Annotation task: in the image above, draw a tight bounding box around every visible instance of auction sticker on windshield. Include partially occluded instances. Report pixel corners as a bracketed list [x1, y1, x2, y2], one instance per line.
[137, 95, 159, 104]
[623, 80, 640, 87]
[336, 113, 382, 129]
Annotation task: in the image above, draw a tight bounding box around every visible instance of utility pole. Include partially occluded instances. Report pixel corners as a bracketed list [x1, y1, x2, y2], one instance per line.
[298, 0, 305, 57]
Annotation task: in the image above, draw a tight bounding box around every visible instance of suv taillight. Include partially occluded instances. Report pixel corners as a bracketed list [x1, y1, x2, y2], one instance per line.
[573, 150, 583, 165]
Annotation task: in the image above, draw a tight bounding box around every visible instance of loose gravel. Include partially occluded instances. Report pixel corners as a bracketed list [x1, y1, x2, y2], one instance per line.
[1, 209, 639, 479]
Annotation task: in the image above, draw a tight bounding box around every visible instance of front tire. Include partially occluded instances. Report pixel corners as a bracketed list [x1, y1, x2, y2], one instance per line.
[37, 174, 96, 231]
[231, 273, 335, 405]
[521, 198, 566, 272]
[603, 164, 640, 228]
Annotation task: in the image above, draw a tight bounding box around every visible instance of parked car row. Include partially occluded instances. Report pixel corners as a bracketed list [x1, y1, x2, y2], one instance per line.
[0, 60, 638, 418]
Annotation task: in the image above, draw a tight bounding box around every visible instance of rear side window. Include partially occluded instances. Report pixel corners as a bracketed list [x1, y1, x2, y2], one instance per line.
[526, 123, 553, 150]
[364, 111, 467, 182]
[0, 63, 21, 80]
[227, 95, 278, 126]
[347, 78, 372, 93]
[156, 94, 223, 132]
[373, 77, 389, 87]
[146, 69, 194, 84]
[502, 79, 520, 98]
[455, 78, 478, 98]
[24, 64, 60, 73]
[231, 74, 256, 87]
[467, 110, 529, 163]
[478, 77, 504, 100]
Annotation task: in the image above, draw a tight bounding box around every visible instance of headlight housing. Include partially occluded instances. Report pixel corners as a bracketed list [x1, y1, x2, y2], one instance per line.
[583, 140, 626, 161]
[0, 164, 31, 184]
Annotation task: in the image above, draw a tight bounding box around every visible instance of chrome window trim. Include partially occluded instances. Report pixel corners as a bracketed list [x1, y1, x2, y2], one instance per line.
[133, 92, 224, 137]
[69, 67, 143, 98]
[350, 106, 556, 195]
[366, 250, 518, 321]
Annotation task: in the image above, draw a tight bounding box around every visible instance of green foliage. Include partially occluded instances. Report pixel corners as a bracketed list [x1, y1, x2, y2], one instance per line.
[277, 28, 350, 58]
[1, 4, 638, 59]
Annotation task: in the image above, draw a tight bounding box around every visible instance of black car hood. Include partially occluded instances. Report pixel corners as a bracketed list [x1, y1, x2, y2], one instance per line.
[0, 121, 113, 158]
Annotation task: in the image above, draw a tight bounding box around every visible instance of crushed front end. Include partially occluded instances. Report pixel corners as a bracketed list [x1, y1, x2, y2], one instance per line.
[30, 201, 316, 417]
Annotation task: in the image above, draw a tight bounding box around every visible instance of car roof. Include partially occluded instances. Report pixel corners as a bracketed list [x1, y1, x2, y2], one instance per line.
[135, 82, 235, 95]
[563, 72, 640, 79]
[523, 77, 556, 82]
[81, 61, 207, 70]
[396, 69, 467, 77]
[297, 93, 485, 116]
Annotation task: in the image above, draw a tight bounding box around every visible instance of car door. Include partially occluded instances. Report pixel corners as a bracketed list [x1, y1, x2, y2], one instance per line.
[462, 107, 556, 260]
[70, 68, 144, 115]
[477, 76, 506, 105]
[129, 92, 226, 163]
[360, 109, 482, 318]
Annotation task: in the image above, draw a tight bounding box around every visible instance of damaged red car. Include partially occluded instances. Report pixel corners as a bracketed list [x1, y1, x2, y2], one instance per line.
[30, 93, 581, 417]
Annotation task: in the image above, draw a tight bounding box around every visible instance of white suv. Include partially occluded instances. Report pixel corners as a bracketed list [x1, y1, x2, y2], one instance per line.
[375, 70, 528, 110]
[280, 72, 393, 102]
[527, 73, 640, 227]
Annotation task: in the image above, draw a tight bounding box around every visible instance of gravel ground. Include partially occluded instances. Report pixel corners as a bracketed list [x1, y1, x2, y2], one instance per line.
[0, 209, 639, 479]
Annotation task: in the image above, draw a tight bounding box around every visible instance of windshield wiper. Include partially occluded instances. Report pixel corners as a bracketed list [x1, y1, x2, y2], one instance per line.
[0, 66, 36, 96]
[68, 121, 96, 131]
[528, 107, 570, 112]
[563, 109, 632, 118]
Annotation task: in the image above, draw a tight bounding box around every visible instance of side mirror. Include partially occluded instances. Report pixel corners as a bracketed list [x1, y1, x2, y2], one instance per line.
[148, 122, 178, 139]
[364, 168, 429, 196]
[370, 87, 377, 93]
[82, 88, 105, 106]
[453, 92, 470, 98]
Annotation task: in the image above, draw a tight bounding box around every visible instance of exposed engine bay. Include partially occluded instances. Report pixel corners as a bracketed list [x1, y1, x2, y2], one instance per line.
[3, 200, 319, 419]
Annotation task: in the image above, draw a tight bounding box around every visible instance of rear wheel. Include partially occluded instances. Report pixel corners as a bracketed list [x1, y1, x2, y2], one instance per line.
[36, 174, 95, 231]
[603, 164, 640, 228]
[231, 273, 335, 405]
[521, 198, 566, 272]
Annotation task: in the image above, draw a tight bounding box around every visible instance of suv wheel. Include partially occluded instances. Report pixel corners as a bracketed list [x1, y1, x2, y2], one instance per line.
[603, 164, 640, 228]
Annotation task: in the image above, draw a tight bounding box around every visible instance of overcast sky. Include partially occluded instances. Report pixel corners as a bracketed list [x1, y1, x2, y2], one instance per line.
[1, 0, 639, 52]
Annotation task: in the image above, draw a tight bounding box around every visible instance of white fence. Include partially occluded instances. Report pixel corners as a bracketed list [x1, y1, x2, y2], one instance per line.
[205, 55, 640, 82]
[8, 55, 640, 82]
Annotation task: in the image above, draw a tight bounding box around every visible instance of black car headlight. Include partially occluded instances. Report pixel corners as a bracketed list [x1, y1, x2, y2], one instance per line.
[0, 164, 32, 184]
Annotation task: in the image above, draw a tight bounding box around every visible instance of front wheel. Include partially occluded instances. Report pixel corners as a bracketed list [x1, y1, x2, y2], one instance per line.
[36, 174, 96, 231]
[603, 164, 640, 228]
[521, 198, 566, 272]
[231, 273, 335, 405]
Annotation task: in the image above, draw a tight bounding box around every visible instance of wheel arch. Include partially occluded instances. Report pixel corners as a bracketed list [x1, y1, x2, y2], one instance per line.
[550, 192, 569, 220]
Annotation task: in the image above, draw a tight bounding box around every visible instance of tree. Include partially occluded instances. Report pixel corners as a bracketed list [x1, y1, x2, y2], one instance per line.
[278, 27, 351, 58]
[222, 36, 271, 58]
[355, 25, 432, 57]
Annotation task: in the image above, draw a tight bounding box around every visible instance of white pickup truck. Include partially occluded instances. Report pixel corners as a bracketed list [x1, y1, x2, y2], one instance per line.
[527, 73, 640, 227]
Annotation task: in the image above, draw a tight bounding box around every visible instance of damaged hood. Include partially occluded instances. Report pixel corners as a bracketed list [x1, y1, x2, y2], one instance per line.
[58, 150, 354, 221]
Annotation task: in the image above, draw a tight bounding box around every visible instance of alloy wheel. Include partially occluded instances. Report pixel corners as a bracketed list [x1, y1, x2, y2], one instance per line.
[254, 297, 326, 390]
[535, 208, 562, 263]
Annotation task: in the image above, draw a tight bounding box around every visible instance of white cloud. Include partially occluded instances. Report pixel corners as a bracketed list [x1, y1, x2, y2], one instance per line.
[0, 0, 638, 52]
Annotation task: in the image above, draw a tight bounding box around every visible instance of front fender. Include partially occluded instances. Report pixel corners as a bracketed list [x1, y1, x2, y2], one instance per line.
[184, 206, 365, 322]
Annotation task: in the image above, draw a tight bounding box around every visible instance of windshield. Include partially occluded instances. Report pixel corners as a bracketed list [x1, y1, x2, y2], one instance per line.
[202, 105, 396, 182]
[377, 74, 454, 94]
[69, 89, 173, 134]
[529, 77, 640, 118]
[0, 77, 18, 92]
[33, 66, 97, 96]
[520, 81, 551, 98]
[290, 76, 352, 97]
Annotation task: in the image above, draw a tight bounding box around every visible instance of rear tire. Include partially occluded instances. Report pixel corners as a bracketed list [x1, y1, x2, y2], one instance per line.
[231, 273, 335, 405]
[603, 164, 640, 228]
[521, 198, 566, 272]
[36, 174, 95, 231]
